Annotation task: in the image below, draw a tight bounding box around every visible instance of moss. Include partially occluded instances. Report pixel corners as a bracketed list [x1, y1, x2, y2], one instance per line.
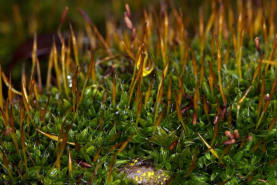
[1, 1, 277, 185]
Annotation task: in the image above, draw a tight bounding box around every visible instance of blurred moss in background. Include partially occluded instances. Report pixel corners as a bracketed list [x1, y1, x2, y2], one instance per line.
[0, 0, 204, 85]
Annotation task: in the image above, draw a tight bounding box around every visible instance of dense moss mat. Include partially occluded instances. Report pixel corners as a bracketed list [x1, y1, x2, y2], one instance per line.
[1, 1, 277, 184]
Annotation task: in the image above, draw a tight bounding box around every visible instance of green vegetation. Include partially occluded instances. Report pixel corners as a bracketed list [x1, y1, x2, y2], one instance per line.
[1, 1, 277, 184]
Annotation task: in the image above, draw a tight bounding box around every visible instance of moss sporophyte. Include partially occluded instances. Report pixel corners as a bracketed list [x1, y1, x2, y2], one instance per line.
[1, 0, 277, 184]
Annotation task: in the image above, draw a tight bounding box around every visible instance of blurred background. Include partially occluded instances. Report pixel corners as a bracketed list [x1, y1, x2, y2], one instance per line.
[0, 0, 204, 73]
